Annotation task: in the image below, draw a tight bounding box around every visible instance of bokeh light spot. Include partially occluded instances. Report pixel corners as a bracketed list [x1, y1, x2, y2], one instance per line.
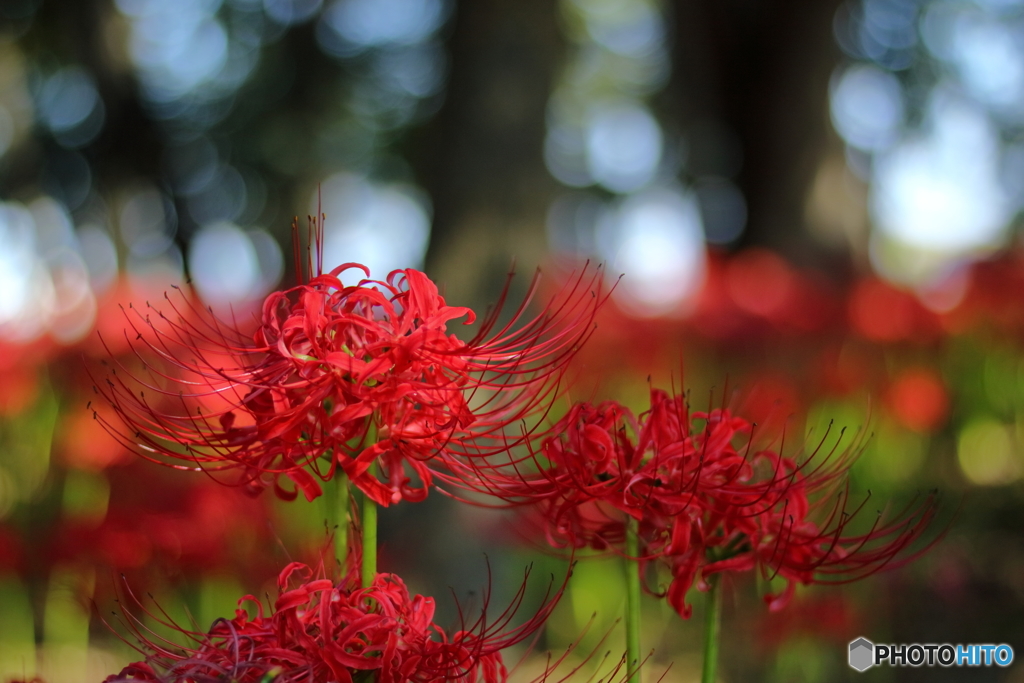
[950, 13, 1024, 111]
[726, 248, 793, 318]
[586, 100, 663, 193]
[887, 367, 949, 432]
[695, 176, 746, 245]
[320, 0, 447, 52]
[36, 67, 105, 148]
[830, 63, 904, 152]
[544, 123, 592, 188]
[958, 418, 1020, 486]
[870, 93, 1010, 255]
[316, 174, 431, 277]
[76, 224, 118, 294]
[849, 277, 916, 342]
[599, 187, 705, 317]
[188, 221, 262, 306]
[264, 0, 323, 25]
[120, 187, 176, 258]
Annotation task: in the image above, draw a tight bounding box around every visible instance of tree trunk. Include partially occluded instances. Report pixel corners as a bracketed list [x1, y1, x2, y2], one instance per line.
[414, 0, 564, 308]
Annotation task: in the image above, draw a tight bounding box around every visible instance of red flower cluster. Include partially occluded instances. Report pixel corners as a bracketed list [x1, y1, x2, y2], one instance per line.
[457, 388, 938, 618]
[108, 562, 555, 683]
[49, 463, 274, 585]
[95, 252, 605, 506]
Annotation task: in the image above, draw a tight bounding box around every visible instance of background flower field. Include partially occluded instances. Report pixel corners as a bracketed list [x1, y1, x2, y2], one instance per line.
[1, 0, 1023, 681]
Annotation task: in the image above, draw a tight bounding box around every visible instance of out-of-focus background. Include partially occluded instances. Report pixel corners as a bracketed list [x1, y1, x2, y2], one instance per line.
[1, 0, 1024, 681]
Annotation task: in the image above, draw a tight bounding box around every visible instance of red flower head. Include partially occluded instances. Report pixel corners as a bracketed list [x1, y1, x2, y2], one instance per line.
[457, 387, 941, 619]
[94, 219, 606, 506]
[644, 391, 939, 618]
[106, 561, 561, 683]
[446, 399, 648, 552]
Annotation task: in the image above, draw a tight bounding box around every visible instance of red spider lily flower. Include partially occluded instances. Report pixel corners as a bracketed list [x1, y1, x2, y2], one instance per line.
[692, 479, 939, 613]
[105, 560, 563, 683]
[447, 389, 759, 550]
[641, 392, 937, 617]
[93, 219, 607, 506]
[453, 387, 941, 619]
[441, 399, 650, 553]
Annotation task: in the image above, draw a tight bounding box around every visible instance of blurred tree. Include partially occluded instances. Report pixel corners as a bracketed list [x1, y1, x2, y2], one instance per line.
[668, 0, 845, 261]
[415, 0, 563, 307]
[3, 0, 854, 300]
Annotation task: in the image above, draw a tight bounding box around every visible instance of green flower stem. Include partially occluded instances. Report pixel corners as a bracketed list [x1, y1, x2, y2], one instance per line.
[625, 516, 642, 683]
[334, 471, 350, 568]
[701, 575, 722, 683]
[359, 423, 379, 589]
[361, 467, 378, 588]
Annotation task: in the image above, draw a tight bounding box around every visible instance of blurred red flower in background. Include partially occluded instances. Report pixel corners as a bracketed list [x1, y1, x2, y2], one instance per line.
[42, 462, 276, 592]
[0, 342, 50, 417]
[886, 367, 949, 433]
[0, 524, 24, 575]
[755, 593, 860, 649]
[58, 401, 134, 471]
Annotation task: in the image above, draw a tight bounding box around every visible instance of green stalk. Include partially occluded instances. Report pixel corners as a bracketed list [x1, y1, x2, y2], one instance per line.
[359, 423, 379, 589]
[625, 516, 642, 683]
[361, 466, 378, 588]
[334, 471, 350, 569]
[701, 575, 722, 683]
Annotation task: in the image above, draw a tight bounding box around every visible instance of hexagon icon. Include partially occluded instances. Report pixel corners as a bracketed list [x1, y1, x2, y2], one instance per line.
[849, 637, 874, 672]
